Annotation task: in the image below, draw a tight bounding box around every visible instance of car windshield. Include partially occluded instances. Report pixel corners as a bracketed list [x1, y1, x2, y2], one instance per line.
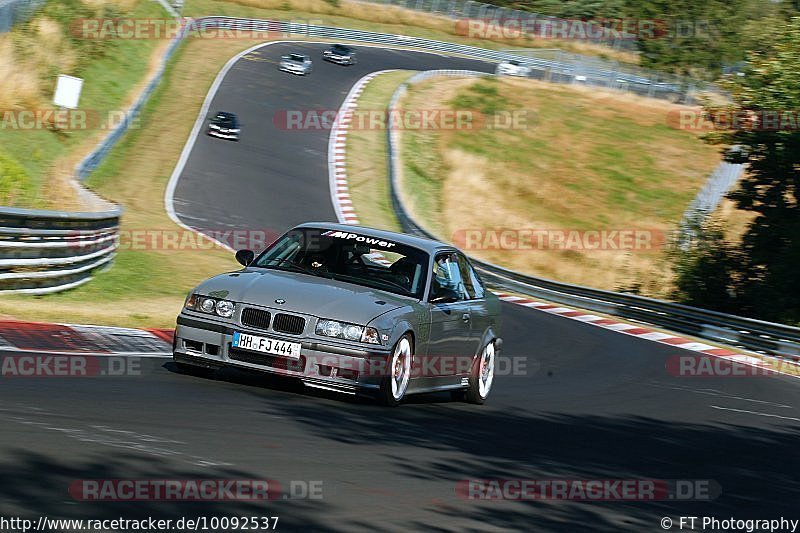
[289, 54, 306, 62]
[332, 45, 349, 53]
[509, 60, 521, 66]
[253, 228, 429, 298]
[215, 115, 235, 126]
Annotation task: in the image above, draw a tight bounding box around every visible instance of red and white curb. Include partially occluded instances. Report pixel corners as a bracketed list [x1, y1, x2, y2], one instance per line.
[329, 74, 798, 378]
[328, 70, 397, 227]
[0, 320, 173, 357]
[493, 292, 800, 377]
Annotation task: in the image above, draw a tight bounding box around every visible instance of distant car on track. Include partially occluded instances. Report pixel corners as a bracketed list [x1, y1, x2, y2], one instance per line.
[322, 44, 357, 65]
[206, 111, 240, 141]
[279, 53, 313, 75]
[496, 59, 531, 77]
[173, 223, 502, 406]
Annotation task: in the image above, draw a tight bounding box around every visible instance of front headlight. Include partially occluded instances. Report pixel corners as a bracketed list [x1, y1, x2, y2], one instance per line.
[186, 294, 236, 318]
[215, 300, 235, 318]
[316, 319, 380, 344]
[199, 297, 216, 313]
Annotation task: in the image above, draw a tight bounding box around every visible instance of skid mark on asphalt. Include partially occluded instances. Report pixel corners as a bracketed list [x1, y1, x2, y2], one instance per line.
[649, 383, 794, 409]
[709, 405, 800, 423]
[0, 406, 232, 467]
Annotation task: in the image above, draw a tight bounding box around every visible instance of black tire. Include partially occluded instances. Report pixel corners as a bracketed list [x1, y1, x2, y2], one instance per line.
[464, 341, 496, 405]
[378, 334, 413, 406]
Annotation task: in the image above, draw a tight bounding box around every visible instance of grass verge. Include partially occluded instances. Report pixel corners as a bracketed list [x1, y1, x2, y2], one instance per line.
[345, 70, 412, 232]
[0, 0, 163, 209]
[348, 75, 723, 297]
[0, 37, 275, 327]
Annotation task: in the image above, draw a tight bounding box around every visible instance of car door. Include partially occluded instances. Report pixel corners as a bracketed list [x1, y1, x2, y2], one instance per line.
[456, 253, 491, 374]
[423, 252, 479, 384]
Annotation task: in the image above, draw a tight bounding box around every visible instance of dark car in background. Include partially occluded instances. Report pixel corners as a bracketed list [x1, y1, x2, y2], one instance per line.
[173, 223, 502, 406]
[322, 44, 357, 65]
[207, 111, 240, 141]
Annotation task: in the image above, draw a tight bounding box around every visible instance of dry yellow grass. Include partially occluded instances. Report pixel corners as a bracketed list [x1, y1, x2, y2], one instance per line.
[397, 77, 721, 295]
[0, 38, 43, 110]
[710, 197, 756, 244]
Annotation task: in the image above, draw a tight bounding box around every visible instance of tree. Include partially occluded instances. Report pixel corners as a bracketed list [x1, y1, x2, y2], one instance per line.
[689, 17, 800, 323]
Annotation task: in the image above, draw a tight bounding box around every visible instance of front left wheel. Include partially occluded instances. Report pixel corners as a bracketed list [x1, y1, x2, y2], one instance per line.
[465, 341, 496, 404]
[378, 334, 412, 406]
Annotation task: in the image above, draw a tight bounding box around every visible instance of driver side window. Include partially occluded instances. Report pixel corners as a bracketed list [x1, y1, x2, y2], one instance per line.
[431, 252, 469, 302]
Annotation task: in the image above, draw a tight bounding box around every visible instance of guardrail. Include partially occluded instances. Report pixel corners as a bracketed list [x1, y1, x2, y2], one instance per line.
[0, 0, 43, 33]
[192, 17, 699, 102]
[0, 206, 118, 294]
[385, 70, 800, 360]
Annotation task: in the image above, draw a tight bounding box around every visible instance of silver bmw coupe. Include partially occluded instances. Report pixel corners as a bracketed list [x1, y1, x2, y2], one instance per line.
[173, 223, 502, 405]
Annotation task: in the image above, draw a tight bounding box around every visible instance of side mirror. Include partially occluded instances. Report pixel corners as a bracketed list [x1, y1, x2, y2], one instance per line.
[235, 249, 255, 267]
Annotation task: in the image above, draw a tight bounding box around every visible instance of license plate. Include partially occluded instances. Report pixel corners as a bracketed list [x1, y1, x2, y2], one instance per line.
[232, 332, 301, 359]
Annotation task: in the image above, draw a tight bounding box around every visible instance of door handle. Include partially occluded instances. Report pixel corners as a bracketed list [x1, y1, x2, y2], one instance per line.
[461, 313, 471, 322]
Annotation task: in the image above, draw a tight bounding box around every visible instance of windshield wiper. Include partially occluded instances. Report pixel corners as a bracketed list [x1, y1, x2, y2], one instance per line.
[329, 272, 413, 297]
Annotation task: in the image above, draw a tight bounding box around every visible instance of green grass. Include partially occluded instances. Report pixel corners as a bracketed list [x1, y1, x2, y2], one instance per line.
[0, 0, 163, 208]
[345, 70, 411, 232]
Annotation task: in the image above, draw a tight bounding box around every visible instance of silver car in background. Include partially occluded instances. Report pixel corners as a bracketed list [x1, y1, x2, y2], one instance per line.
[322, 44, 357, 65]
[173, 223, 502, 406]
[496, 59, 531, 77]
[279, 53, 313, 75]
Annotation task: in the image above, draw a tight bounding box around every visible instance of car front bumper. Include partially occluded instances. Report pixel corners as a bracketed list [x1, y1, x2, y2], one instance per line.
[174, 314, 393, 394]
[207, 128, 239, 140]
[323, 55, 354, 64]
[279, 64, 310, 75]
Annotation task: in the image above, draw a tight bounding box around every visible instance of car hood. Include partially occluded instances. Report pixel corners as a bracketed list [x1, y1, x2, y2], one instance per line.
[193, 268, 413, 324]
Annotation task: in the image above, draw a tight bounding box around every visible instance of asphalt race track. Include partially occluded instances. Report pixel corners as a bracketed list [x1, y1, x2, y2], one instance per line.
[1, 42, 799, 532]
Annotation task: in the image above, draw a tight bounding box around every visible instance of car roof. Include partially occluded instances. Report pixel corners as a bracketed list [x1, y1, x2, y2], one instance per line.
[294, 222, 457, 254]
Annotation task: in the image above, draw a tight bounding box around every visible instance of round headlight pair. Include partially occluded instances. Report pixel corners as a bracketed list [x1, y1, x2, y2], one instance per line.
[196, 296, 235, 318]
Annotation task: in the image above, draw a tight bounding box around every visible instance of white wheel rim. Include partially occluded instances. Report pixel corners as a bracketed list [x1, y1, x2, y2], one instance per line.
[391, 338, 411, 400]
[478, 343, 495, 398]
